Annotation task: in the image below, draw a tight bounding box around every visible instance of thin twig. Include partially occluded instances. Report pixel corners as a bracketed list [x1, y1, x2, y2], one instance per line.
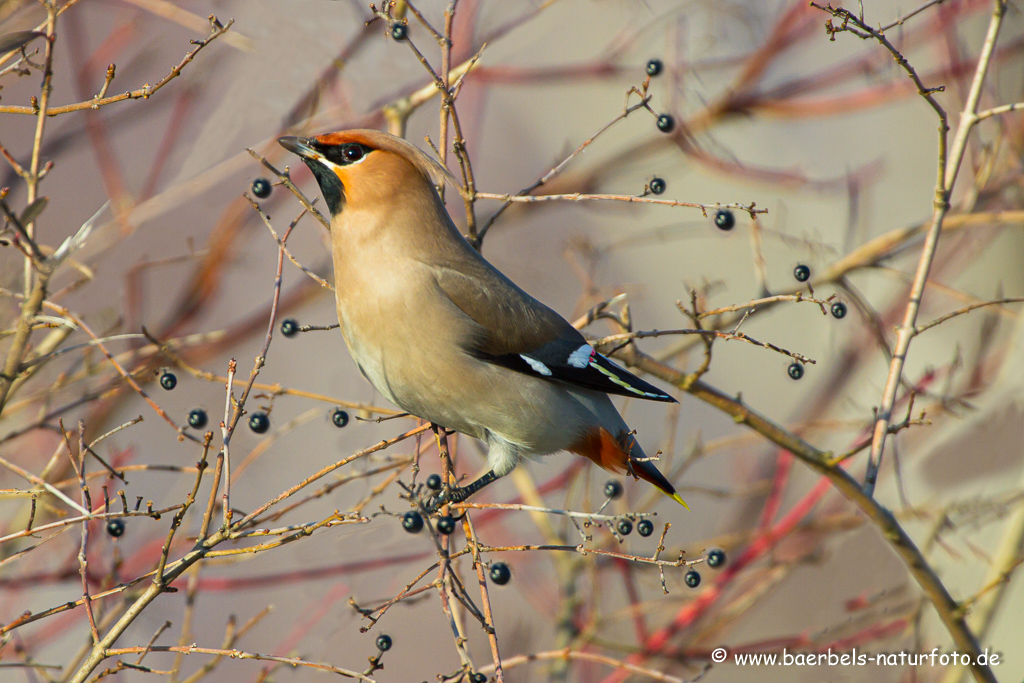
[0, 17, 234, 116]
[475, 191, 764, 216]
[914, 297, 1024, 335]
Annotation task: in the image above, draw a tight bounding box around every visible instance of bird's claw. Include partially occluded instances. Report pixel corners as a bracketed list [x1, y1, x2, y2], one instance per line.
[423, 490, 448, 514]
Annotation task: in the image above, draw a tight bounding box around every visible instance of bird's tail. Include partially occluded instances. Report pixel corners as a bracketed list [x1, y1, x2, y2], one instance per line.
[569, 427, 688, 509]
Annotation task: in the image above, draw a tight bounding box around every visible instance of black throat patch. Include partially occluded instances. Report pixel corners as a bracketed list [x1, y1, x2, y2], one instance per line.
[303, 159, 344, 215]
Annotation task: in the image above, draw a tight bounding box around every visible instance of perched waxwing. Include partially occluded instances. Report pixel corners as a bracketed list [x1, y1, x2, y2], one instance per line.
[279, 130, 687, 508]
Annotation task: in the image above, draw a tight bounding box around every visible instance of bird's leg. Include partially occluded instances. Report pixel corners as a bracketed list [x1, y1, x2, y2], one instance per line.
[429, 422, 457, 507]
[448, 470, 499, 502]
[425, 470, 499, 512]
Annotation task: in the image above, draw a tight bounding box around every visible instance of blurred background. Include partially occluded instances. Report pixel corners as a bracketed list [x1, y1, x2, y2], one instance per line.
[1, 0, 1022, 681]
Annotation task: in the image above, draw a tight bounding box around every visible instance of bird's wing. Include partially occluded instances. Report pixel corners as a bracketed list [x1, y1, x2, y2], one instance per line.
[431, 260, 676, 403]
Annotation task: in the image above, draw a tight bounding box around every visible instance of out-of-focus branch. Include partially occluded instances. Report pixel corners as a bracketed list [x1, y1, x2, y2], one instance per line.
[808, 0, 1010, 497]
[615, 347, 996, 683]
[0, 17, 233, 116]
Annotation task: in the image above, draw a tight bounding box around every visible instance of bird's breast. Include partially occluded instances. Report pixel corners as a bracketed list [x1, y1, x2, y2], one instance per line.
[331, 254, 479, 428]
[328, 248, 620, 457]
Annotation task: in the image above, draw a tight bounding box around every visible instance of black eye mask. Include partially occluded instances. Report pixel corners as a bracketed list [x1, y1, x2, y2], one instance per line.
[301, 142, 373, 215]
[320, 142, 372, 167]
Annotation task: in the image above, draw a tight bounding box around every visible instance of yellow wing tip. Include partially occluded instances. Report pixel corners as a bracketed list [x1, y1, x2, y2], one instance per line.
[669, 491, 690, 510]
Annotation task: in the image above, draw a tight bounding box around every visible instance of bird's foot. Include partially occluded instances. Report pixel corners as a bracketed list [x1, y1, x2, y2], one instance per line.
[423, 485, 472, 514]
[422, 470, 500, 514]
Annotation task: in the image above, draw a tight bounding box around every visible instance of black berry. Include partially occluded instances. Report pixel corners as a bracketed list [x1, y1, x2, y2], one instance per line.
[187, 408, 208, 429]
[616, 519, 633, 536]
[436, 515, 455, 535]
[375, 634, 392, 652]
[684, 569, 701, 588]
[401, 511, 424, 533]
[793, 264, 811, 282]
[646, 58, 663, 77]
[714, 209, 735, 231]
[106, 518, 125, 537]
[251, 177, 272, 199]
[706, 548, 726, 568]
[788, 362, 804, 380]
[159, 371, 177, 391]
[656, 113, 675, 133]
[426, 474, 442, 491]
[649, 177, 666, 195]
[489, 562, 511, 585]
[831, 302, 848, 319]
[471, 674, 487, 683]
[280, 319, 299, 337]
[391, 23, 407, 40]
[248, 412, 270, 434]
[604, 480, 623, 500]
[331, 408, 349, 428]
[637, 519, 654, 537]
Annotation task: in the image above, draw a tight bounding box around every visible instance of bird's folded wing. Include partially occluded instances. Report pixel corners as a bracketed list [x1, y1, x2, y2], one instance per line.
[432, 263, 676, 403]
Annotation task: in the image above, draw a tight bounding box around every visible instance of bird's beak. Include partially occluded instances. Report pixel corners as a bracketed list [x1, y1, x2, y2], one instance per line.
[278, 136, 319, 160]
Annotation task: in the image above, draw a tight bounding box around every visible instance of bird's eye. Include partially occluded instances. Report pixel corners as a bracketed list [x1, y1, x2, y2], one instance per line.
[320, 141, 370, 167]
[341, 144, 364, 163]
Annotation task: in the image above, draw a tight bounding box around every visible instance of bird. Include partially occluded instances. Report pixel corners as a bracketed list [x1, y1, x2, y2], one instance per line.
[278, 129, 687, 508]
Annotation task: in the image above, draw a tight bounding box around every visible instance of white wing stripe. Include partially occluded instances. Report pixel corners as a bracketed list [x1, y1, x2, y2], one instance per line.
[567, 344, 594, 368]
[521, 355, 553, 376]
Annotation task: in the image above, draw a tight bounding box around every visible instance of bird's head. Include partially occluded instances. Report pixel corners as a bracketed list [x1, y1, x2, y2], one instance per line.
[278, 129, 455, 217]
